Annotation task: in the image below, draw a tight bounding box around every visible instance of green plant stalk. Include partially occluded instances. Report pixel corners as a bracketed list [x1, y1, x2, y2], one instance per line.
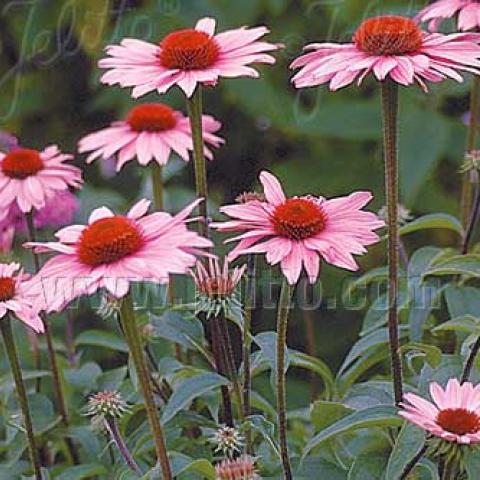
[186, 85, 209, 238]
[243, 255, 255, 454]
[120, 293, 172, 479]
[276, 279, 294, 480]
[461, 75, 480, 230]
[218, 314, 243, 416]
[462, 176, 480, 254]
[25, 212, 79, 464]
[151, 162, 164, 211]
[209, 317, 234, 427]
[1, 316, 42, 479]
[381, 79, 403, 406]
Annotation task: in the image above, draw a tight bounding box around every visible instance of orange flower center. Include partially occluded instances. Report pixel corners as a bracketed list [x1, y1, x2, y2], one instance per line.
[436, 408, 480, 435]
[159, 29, 220, 70]
[0, 277, 15, 302]
[353, 16, 423, 56]
[272, 198, 327, 240]
[77, 216, 144, 267]
[2, 148, 44, 179]
[126, 104, 177, 132]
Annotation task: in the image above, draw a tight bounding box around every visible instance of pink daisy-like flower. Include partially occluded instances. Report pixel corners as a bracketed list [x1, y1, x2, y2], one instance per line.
[212, 171, 384, 285]
[215, 455, 259, 480]
[78, 103, 224, 171]
[99, 17, 280, 98]
[291, 15, 480, 91]
[416, 0, 480, 32]
[399, 378, 480, 444]
[0, 146, 82, 218]
[0, 263, 43, 333]
[25, 198, 212, 313]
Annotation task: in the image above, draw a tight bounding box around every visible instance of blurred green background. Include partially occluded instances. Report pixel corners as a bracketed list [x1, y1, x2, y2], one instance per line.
[0, 0, 470, 403]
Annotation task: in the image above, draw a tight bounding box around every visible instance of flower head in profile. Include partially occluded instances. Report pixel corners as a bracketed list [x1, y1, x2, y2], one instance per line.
[0, 263, 43, 333]
[399, 378, 480, 444]
[79, 103, 224, 171]
[25, 198, 212, 313]
[191, 258, 245, 318]
[215, 455, 258, 480]
[0, 146, 82, 218]
[291, 15, 480, 91]
[212, 171, 384, 285]
[416, 0, 480, 32]
[99, 17, 281, 98]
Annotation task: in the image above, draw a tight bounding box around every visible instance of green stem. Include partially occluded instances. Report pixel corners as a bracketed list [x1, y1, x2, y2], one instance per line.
[210, 317, 234, 427]
[381, 79, 403, 406]
[243, 255, 255, 454]
[186, 85, 209, 238]
[218, 315, 243, 416]
[1, 317, 42, 479]
[120, 293, 172, 479]
[276, 279, 294, 480]
[151, 163, 164, 211]
[25, 212, 79, 464]
[462, 75, 480, 230]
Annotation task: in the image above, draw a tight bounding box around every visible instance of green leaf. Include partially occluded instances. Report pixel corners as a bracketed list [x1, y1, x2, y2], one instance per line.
[465, 449, 480, 479]
[348, 454, 387, 480]
[399, 214, 463, 236]
[399, 105, 449, 201]
[386, 422, 426, 480]
[302, 405, 402, 460]
[161, 372, 229, 424]
[56, 464, 108, 480]
[75, 329, 128, 352]
[174, 459, 215, 479]
[289, 351, 335, 399]
[401, 343, 442, 369]
[311, 401, 354, 433]
[296, 457, 347, 480]
[444, 286, 480, 318]
[433, 315, 480, 335]
[424, 254, 480, 278]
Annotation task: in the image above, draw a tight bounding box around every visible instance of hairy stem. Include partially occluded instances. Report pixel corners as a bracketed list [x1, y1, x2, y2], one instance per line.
[400, 444, 428, 479]
[462, 177, 480, 254]
[381, 79, 403, 406]
[120, 293, 172, 479]
[151, 162, 164, 211]
[25, 212, 79, 464]
[276, 279, 294, 480]
[105, 416, 142, 475]
[461, 75, 480, 229]
[210, 317, 234, 427]
[1, 316, 42, 479]
[186, 86, 209, 238]
[243, 255, 255, 453]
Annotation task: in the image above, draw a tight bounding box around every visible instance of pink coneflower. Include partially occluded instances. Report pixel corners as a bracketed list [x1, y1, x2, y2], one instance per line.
[416, 0, 480, 32]
[99, 17, 280, 98]
[78, 103, 224, 171]
[25, 198, 212, 313]
[291, 15, 480, 91]
[400, 378, 480, 444]
[215, 455, 259, 480]
[0, 146, 82, 218]
[212, 171, 384, 285]
[0, 263, 43, 333]
[191, 258, 245, 318]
